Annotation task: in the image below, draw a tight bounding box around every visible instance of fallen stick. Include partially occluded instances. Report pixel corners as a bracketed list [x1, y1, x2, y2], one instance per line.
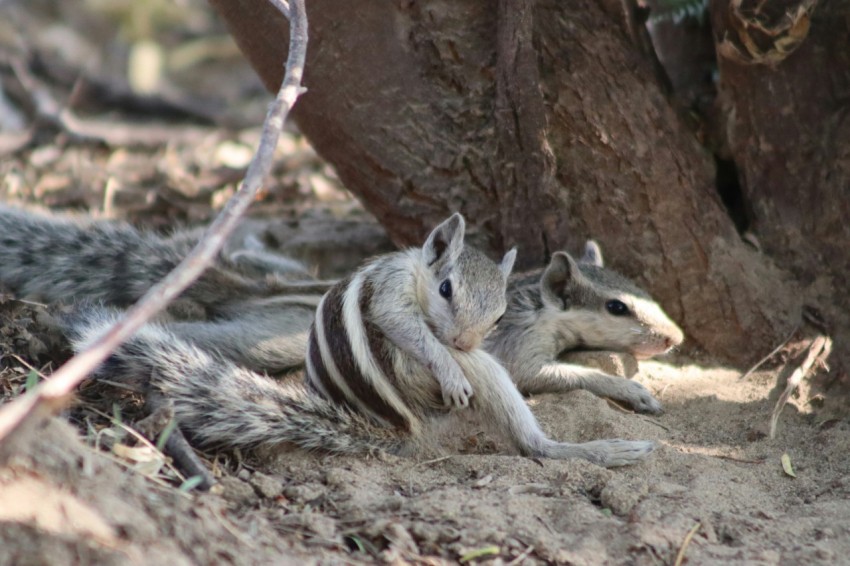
[0, 0, 308, 448]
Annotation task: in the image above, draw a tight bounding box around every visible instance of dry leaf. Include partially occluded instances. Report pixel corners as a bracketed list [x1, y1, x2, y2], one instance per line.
[112, 443, 166, 477]
[781, 452, 797, 478]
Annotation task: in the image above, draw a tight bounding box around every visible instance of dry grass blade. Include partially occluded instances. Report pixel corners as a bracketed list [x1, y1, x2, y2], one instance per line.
[0, 0, 309, 448]
[88, 407, 187, 483]
[506, 545, 535, 566]
[739, 323, 799, 381]
[673, 522, 701, 566]
[769, 335, 832, 439]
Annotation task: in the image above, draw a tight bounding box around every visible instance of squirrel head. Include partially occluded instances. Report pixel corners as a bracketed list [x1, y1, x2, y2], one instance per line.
[539, 242, 684, 358]
[421, 213, 515, 352]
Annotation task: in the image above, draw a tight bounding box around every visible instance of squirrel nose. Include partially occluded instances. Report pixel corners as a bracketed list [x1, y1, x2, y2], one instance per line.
[663, 333, 682, 350]
[666, 326, 685, 349]
[453, 334, 478, 352]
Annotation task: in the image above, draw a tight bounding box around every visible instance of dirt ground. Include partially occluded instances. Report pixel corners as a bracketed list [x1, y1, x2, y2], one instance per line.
[1, 1, 849, 564]
[2, 324, 849, 565]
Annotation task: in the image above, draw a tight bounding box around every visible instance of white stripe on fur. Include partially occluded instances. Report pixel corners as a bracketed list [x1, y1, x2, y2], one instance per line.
[313, 291, 392, 426]
[343, 269, 419, 430]
[304, 329, 331, 400]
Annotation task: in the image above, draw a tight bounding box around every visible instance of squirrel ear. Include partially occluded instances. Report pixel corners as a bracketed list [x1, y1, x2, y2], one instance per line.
[423, 213, 465, 266]
[541, 251, 580, 307]
[499, 248, 517, 278]
[580, 240, 604, 267]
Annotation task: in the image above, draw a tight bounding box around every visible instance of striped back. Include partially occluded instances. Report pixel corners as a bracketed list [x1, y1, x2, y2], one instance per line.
[305, 272, 419, 432]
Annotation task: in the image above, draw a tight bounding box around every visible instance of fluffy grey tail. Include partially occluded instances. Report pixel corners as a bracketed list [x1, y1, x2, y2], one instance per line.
[0, 206, 282, 309]
[63, 305, 405, 455]
[0, 207, 187, 305]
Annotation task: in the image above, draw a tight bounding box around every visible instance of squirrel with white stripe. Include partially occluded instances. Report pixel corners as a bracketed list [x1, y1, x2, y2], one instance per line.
[486, 242, 684, 414]
[62, 214, 655, 467]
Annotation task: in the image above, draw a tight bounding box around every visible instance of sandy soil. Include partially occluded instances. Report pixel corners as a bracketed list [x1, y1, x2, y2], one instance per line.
[1, 1, 849, 564]
[2, 327, 848, 565]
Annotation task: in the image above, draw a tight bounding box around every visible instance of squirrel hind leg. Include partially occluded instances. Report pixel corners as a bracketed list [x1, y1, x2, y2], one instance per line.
[454, 350, 654, 468]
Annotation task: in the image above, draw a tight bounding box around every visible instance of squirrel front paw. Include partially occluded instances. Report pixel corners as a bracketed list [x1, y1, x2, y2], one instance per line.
[440, 368, 474, 409]
[619, 379, 662, 414]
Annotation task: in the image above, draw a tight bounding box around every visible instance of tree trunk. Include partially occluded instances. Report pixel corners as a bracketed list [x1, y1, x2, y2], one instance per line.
[711, 0, 849, 274]
[207, 0, 801, 365]
[709, 0, 850, 390]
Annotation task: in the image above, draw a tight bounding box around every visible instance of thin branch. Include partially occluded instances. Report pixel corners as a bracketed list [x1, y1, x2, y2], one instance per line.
[7, 53, 216, 148]
[0, 0, 308, 446]
[268, 0, 291, 19]
[739, 323, 800, 380]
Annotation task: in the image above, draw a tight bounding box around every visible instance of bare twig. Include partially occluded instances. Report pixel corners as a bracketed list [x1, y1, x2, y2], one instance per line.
[412, 455, 453, 468]
[506, 545, 535, 566]
[639, 415, 671, 432]
[268, 0, 291, 19]
[673, 522, 701, 566]
[769, 335, 832, 439]
[58, 111, 214, 148]
[605, 398, 634, 414]
[0, 0, 308, 446]
[7, 53, 214, 148]
[710, 454, 767, 465]
[739, 323, 800, 381]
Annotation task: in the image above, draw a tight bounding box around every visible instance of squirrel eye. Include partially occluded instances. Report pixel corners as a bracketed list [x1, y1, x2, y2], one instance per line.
[605, 300, 629, 316]
[439, 279, 452, 300]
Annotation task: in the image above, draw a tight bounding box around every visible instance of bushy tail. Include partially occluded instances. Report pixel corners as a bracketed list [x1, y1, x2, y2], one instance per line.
[63, 305, 405, 455]
[0, 207, 195, 305]
[0, 206, 282, 309]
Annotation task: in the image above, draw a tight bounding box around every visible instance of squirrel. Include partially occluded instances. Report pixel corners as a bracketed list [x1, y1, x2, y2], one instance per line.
[56, 213, 654, 467]
[0, 205, 334, 373]
[0, 206, 683, 409]
[486, 241, 684, 414]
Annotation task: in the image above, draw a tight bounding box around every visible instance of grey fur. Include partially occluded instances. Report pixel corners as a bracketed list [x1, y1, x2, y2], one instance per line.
[0, 205, 331, 315]
[54, 212, 654, 467]
[65, 302, 653, 466]
[64, 305, 405, 455]
[0, 207, 666, 466]
[0, 206, 332, 373]
[485, 245, 685, 414]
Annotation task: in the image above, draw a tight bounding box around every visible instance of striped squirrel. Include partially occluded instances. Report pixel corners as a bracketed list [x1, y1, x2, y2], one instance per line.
[486, 242, 684, 414]
[61, 213, 654, 466]
[0, 206, 683, 411]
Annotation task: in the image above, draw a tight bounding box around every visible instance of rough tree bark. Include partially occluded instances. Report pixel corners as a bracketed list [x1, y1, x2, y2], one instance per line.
[709, 0, 849, 389]
[207, 0, 801, 365]
[711, 1, 848, 287]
